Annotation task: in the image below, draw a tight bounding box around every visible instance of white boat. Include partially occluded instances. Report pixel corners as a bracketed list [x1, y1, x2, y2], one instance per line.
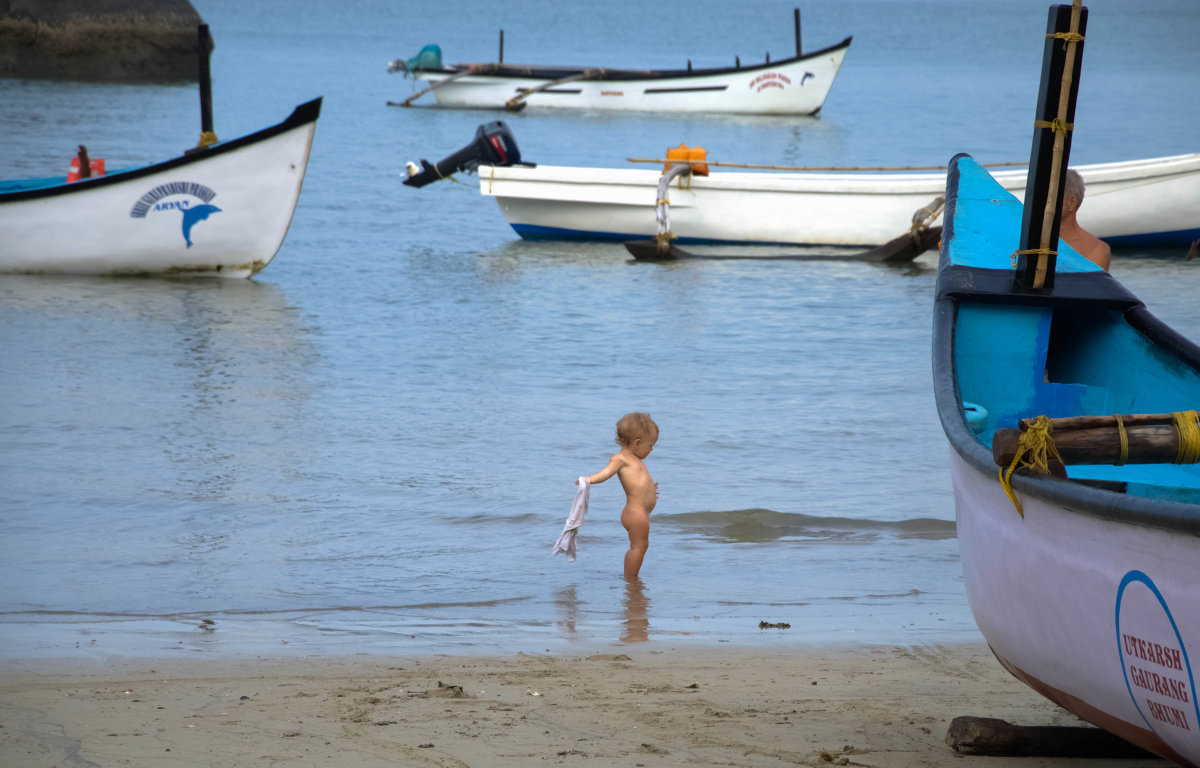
[936, 152, 1200, 768]
[0, 98, 322, 278]
[474, 152, 1200, 248]
[389, 36, 851, 115]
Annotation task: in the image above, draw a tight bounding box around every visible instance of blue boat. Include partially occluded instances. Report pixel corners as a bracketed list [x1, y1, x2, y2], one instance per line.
[934, 153, 1200, 766]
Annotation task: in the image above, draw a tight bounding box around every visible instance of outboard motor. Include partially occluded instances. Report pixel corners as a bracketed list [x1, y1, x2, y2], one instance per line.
[403, 121, 529, 188]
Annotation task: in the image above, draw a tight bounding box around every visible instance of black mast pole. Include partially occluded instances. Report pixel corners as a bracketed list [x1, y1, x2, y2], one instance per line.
[198, 24, 216, 146]
[1015, 2, 1086, 290]
[794, 8, 802, 57]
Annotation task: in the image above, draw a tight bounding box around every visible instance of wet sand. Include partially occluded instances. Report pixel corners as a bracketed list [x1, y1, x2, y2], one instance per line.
[0, 643, 1166, 767]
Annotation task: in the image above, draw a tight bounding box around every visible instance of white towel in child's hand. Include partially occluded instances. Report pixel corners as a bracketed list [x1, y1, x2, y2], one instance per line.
[553, 478, 589, 561]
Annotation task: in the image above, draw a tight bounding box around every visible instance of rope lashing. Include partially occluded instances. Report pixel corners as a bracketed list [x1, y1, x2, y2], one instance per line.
[1033, 118, 1074, 134]
[1175, 410, 1200, 464]
[1047, 31, 1085, 44]
[431, 162, 465, 186]
[909, 196, 945, 234]
[1115, 414, 1128, 466]
[1011, 247, 1057, 268]
[998, 415, 1063, 516]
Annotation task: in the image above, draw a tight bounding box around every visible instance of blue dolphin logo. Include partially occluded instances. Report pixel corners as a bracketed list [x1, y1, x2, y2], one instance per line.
[181, 204, 222, 248]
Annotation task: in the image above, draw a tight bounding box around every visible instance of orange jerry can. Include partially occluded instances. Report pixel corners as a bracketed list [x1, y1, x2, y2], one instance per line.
[664, 143, 708, 176]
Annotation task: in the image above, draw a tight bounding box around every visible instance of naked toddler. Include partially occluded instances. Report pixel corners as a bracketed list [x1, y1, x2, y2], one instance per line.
[580, 413, 659, 580]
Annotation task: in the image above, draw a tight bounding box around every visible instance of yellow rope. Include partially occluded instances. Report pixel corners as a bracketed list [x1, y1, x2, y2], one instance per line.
[1011, 248, 1057, 268]
[197, 131, 218, 148]
[1174, 410, 1200, 464]
[999, 415, 1063, 516]
[1115, 414, 1128, 466]
[1034, 118, 1074, 133]
[1047, 31, 1085, 43]
[432, 163, 465, 186]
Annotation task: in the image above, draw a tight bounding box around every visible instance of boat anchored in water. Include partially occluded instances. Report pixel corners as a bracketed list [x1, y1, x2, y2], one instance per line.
[0, 26, 321, 278]
[388, 9, 850, 116]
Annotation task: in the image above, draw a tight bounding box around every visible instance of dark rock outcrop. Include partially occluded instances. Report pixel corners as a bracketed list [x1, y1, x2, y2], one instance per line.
[0, 0, 206, 82]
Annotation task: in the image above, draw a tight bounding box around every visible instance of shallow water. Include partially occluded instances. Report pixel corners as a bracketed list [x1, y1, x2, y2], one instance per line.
[1, 0, 1197, 659]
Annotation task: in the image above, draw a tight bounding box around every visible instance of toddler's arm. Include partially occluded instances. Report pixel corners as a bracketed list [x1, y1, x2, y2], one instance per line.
[581, 452, 625, 485]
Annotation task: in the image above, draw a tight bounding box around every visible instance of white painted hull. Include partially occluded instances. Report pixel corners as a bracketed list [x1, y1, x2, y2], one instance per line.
[479, 152, 1200, 247]
[951, 451, 1200, 766]
[411, 39, 850, 115]
[0, 99, 321, 278]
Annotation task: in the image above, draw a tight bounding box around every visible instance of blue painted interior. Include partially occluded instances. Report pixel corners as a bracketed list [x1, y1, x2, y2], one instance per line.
[0, 176, 68, 194]
[949, 158, 1200, 503]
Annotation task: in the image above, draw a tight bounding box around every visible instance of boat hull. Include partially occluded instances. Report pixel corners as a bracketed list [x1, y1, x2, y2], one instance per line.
[951, 452, 1200, 766]
[0, 98, 321, 278]
[479, 152, 1200, 247]
[412, 39, 850, 115]
[935, 155, 1200, 767]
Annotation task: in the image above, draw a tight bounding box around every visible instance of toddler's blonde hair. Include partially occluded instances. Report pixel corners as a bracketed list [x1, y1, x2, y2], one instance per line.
[616, 412, 658, 446]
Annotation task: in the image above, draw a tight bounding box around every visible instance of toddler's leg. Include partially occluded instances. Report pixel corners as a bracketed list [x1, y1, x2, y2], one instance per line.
[621, 508, 649, 580]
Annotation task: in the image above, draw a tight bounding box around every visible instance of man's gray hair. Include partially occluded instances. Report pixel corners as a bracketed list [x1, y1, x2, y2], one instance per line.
[1064, 169, 1085, 203]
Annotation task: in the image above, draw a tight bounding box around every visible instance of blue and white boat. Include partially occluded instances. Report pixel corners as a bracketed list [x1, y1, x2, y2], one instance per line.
[933, 153, 1200, 767]
[475, 152, 1200, 247]
[0, 98, 321, 278]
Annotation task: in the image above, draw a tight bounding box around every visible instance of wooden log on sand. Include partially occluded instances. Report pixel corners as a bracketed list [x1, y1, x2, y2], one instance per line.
[946, 716, 1159, 758]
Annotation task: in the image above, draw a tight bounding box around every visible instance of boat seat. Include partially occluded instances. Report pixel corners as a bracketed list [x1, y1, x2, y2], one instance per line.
[1071, 464, 1200, 504]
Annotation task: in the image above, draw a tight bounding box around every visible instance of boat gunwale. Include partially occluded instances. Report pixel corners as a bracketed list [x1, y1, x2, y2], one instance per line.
[933, 153, 1200, 535]
[479, 152, 1200, 191]
[0, 97, 323, 205]
[414, 36, 853, 83]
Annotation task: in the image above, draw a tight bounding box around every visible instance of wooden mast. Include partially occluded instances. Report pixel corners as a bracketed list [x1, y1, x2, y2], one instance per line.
[1015, 1, 1086, 290]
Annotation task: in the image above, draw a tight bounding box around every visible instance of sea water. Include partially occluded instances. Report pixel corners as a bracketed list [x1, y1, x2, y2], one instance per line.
[1, 0, 1197, 660]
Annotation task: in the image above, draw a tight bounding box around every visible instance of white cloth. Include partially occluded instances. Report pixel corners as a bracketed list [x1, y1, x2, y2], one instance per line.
[552, 478, 590, 561]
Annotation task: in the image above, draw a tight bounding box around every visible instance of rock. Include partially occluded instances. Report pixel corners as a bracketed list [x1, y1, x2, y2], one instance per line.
[0, 0, 206, 82]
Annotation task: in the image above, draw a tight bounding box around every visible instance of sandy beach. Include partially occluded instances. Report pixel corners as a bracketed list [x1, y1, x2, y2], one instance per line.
[0, 642, 1167, 768]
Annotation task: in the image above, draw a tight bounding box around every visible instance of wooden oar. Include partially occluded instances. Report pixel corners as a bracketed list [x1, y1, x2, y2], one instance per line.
[505, 69, 603, 111]
[390, 65, 494, 108]
[854, 196, 944, 262]
[623, 196, 944, 263]
[625, 227, 942, 262]
[626, 157, 1027, 173]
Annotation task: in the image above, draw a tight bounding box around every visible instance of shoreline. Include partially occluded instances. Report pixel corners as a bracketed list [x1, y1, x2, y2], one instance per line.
[0, 642, 1163, 768]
